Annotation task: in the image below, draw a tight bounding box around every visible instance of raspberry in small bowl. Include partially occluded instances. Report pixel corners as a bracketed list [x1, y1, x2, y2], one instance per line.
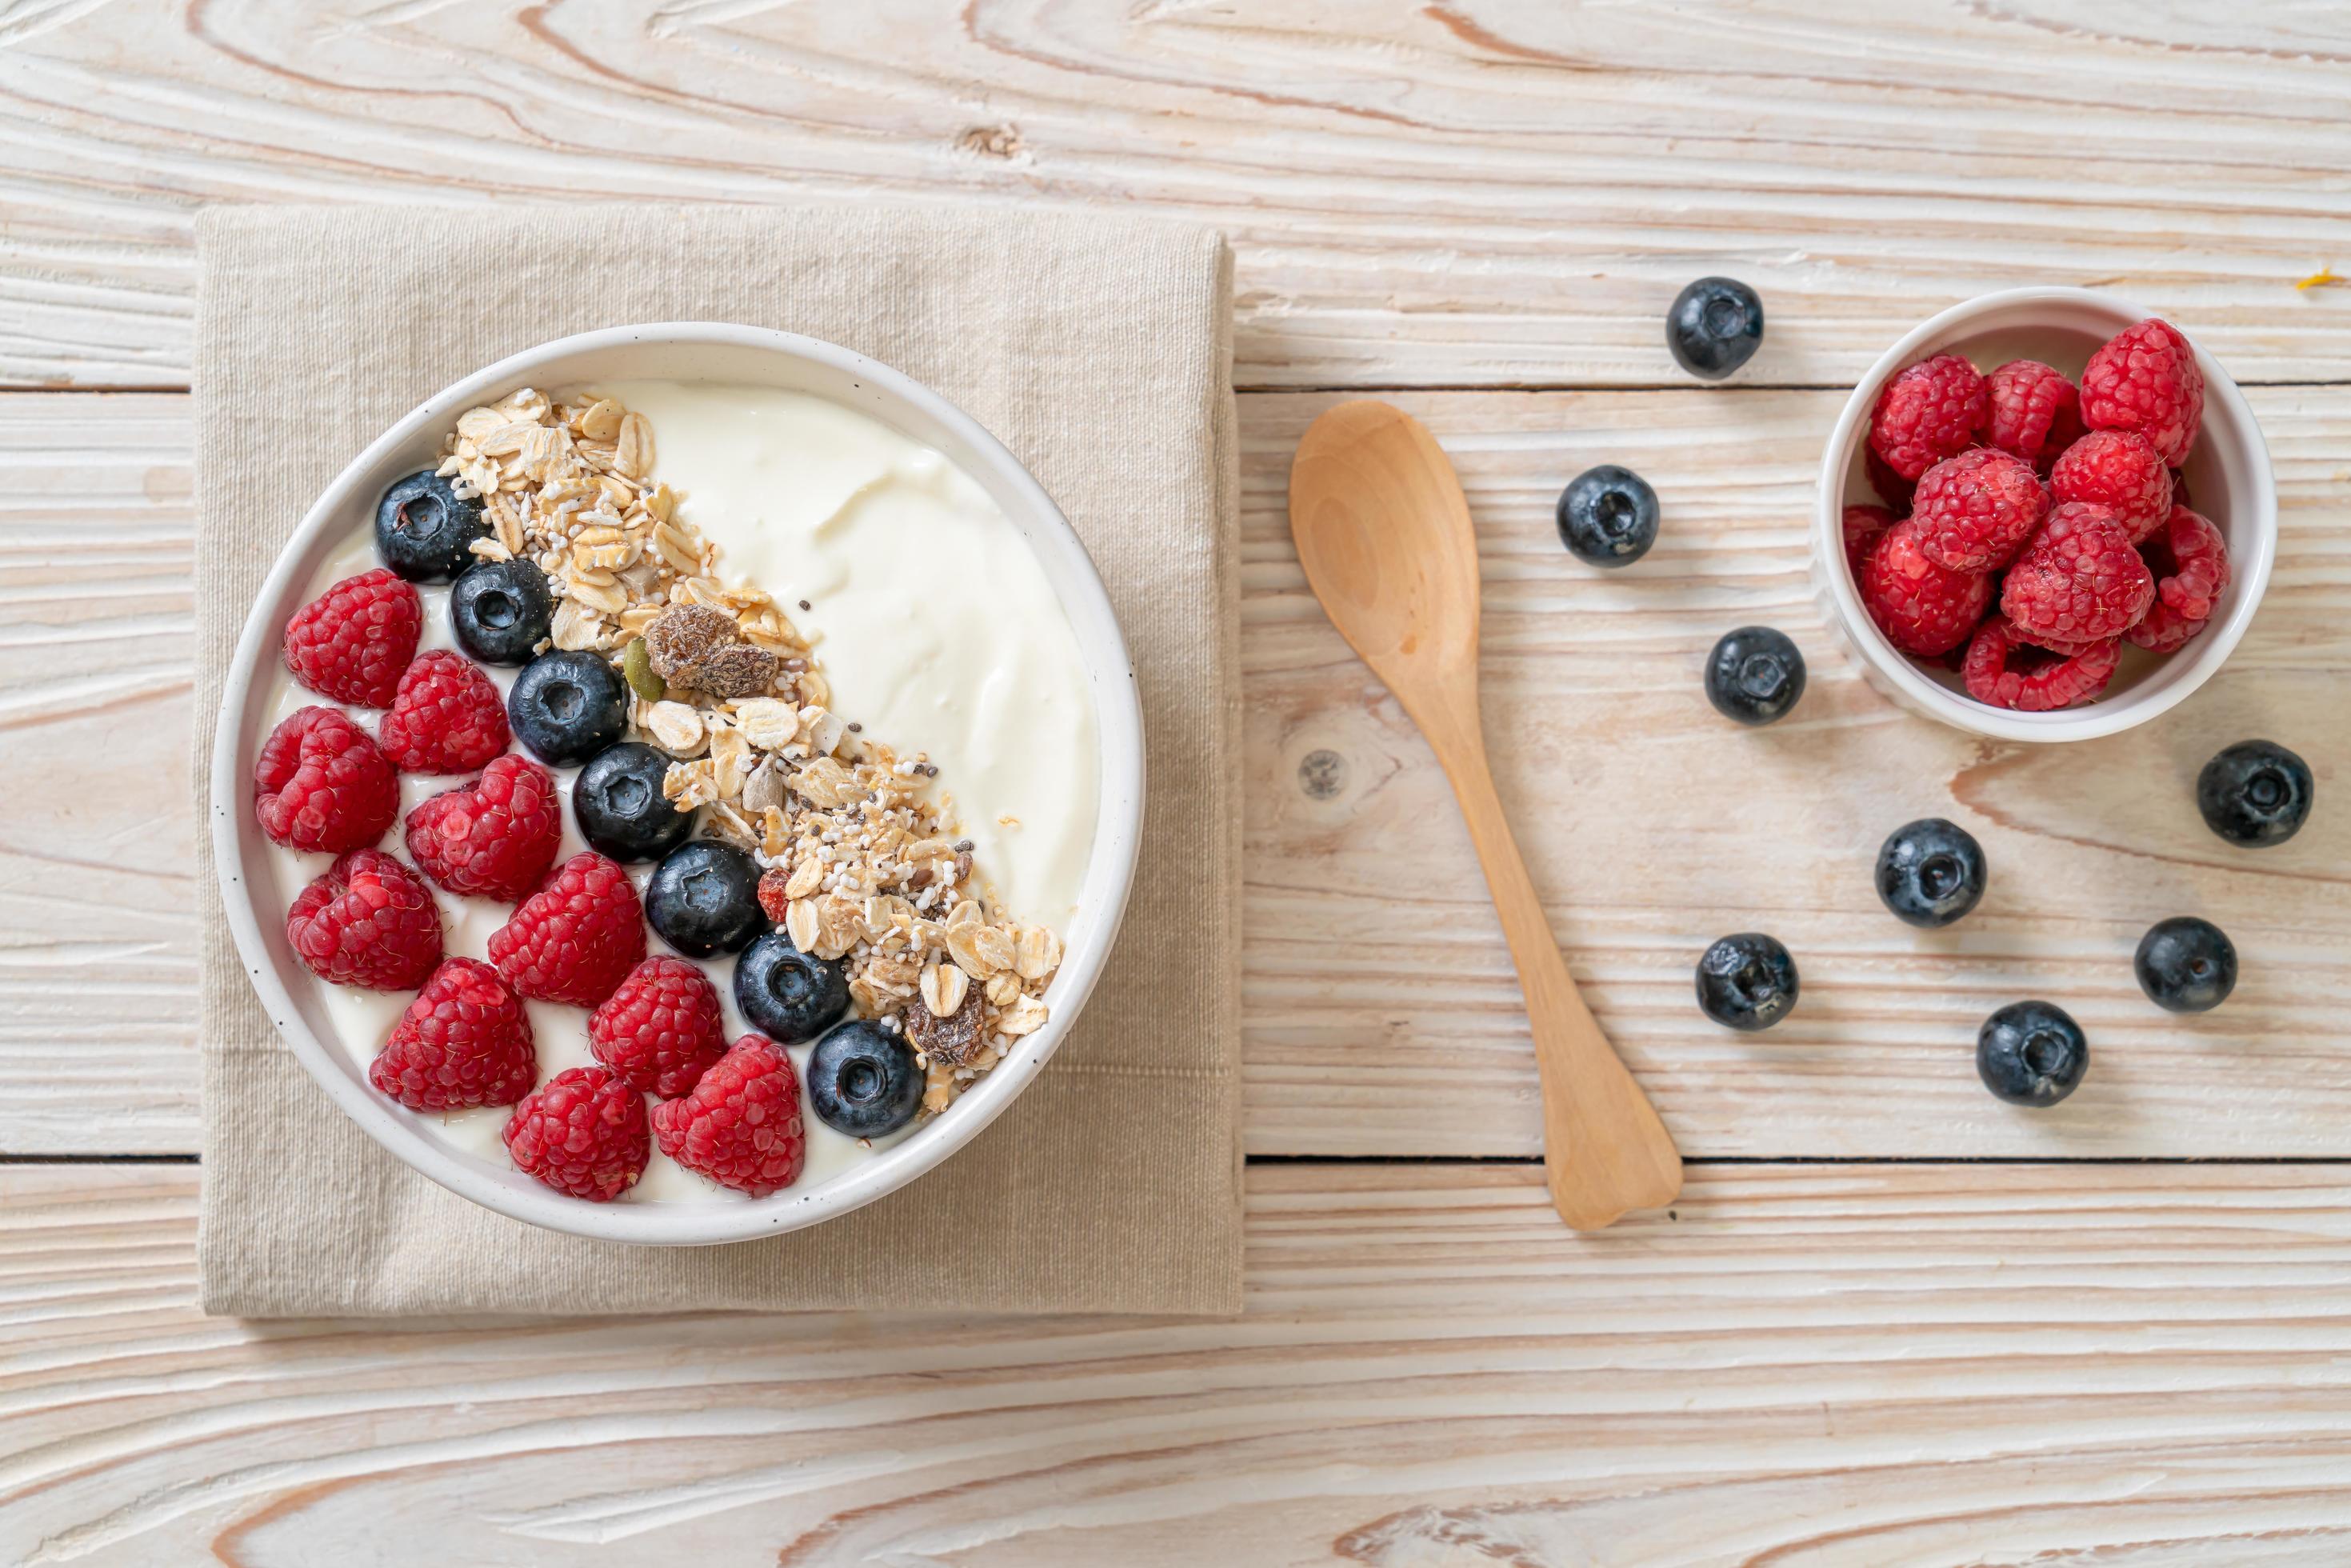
[1814, 289, 2275, 742]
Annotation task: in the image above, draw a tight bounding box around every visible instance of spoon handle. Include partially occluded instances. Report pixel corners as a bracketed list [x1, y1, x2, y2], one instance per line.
[1421, 709, 1685, 1230]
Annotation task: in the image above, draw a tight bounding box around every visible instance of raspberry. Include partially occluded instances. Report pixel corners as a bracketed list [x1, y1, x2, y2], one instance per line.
[282, 567, 422, 707]
[1910, 448, 2049, 573]
[2000, 502, 2156, 644]
[286, 849, 442, 991]
[254, 706, 398, 854]
[403, 754, 562, 903]
[1841, 504, 1893, 578]
[1858, 519, 1994, 658]
[488, 850, 646, 1007]
[2049, 430, 2173, 544]
[377, 650, 510, 774]
[2080, 318, 2204, 467]
[505, 1066, 649, 1202]
[369, 957, 535, 1110]
[650, 1035, 806, 1198]
[1863, 446, 1915, 516]
[1867, 354, 1986, 482]
[2129, 504, 2231, 653]
[1962, 618, 2121, 712]
[589, 957, 729, 1098]
[1978, 359, 2082, 469]
[757, 866, 794, 926]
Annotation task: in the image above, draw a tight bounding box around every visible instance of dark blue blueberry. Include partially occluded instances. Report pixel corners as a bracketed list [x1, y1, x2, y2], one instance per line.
[450, 558, 554, 666]
[646, 840, 765, 958]
[1695, 933, 1798, 1031]
[1977, 1000, 2087, 1106]
[1875, 818, 1987, 929]
[1556, 465, 1658, 568]
[734, 930, 850, 1043]
[2135, 917, 2237, 1014]
[1665, 278, 1764, 380]
[1705, 626, 1806, 726]
[374, 469, 487, 582]
[806, 1020, 924, 1139]
[2197, 740, 2313, 847]
[507, 650, 626, 766]
[574, 742, 695, 863]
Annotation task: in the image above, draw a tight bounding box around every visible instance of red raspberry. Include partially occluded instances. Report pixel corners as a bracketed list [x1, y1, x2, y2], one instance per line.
[1867, 354, 1986, 482]
[1962, 617, 2121, 712]
[488, 851, 646, 1007]
[286, 849, 442, 991]
[1978, 359, 2082, 469]
[1910, 448, 2049, 573]
[650, 1035, 806, 1198]
[505, 1066, 649, 1202]
[2079, 318, 2204, 466]
[369, 957, 535, 1110]
[1858, 519, 1994, 658]
[404, 754, 563, 902]
[254, 706, 398, 854]
[2128, 504, 2231, 654]
[2000, 502, 2156, 644]
[1863, 446, 1915, 516]
[589, 957, 729, 1098]
[377, 650, 510, 774]
[282, 568, 422, 708]
[2049, 430, 2173, 544]
[1843, 503, 1893, 582]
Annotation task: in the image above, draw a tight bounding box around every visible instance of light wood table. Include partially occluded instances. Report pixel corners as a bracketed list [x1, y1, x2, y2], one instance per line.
[3, 4, 2348, 1561]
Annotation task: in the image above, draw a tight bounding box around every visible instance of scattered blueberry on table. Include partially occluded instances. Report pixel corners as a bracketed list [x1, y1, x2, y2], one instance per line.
[646, 840, 767, 958]
[574, 742, 698, 862]
[735, 930, 851, 1043]
[1976, 1000, 2088, 1107]
[1695, 933, 1799, 1031]
[806, 1020, 926, 1138]
[374, 469, 489, 582]
[2135, 917, 2238, 1014]
[1665, 277, 1764, 380]
[2197, 739, 2313, 847]
[1874, 818, 1986, 930]
[508, 648, 628, 766]
[450, 557, 554, 665]
[1704, 626, 1805, 726]
[1556, 464, 1660, 568]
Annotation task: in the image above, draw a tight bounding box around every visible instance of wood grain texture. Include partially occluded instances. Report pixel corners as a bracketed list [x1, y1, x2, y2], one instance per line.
[5, 389, 2347, 1156]
[5, 1162, 2351, 1565]
[4, 0, 2351, 390]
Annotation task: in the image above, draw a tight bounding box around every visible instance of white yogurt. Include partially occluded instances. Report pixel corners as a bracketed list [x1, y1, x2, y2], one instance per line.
[258, 383, 1098, 1204]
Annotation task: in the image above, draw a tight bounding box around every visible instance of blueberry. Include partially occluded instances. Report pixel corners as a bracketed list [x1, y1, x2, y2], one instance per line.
[1705, 626, 1806, 726]
[1695, 933, 1798, 1031]
[450, 558, 554, 666]
[1556, 465, 1659, 568]
[646, 841, 765, 958]
[806, 1020, 924, 1138]
[2134, 916, 2237, 1014]
[507, 650, 626, 766]
[575, 742, 695, 862]
[1665, 277, 1765, 380]
[2197, 740, 2313, 847]
[374, 469, 488, 582]
[734, 930, 850, 1043]
[1977, 1000, 2087, 1106]
[1875, 818, 1987, 929]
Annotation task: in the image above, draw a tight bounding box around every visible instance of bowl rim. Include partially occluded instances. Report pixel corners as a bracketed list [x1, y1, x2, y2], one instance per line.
[209, 322, 1146, 1246]
[1814, 286, 2277, 742]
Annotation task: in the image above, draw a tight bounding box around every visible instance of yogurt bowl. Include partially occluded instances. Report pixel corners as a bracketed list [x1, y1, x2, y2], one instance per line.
[213, 324, 1145, 1245]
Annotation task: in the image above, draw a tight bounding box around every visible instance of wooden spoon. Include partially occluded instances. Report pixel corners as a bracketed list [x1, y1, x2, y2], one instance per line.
[1288, 400, 1683, 1230]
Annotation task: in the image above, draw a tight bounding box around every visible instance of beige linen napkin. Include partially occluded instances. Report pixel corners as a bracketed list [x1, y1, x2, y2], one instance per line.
[193, 206, 1240, 1317]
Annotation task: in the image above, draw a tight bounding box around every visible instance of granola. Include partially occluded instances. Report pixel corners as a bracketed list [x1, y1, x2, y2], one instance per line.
[437, 386, 1060, 1112]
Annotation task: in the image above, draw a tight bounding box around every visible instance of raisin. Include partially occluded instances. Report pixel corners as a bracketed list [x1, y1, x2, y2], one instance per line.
[905, 986, 986, 1066]
[644, 604, 780, 698]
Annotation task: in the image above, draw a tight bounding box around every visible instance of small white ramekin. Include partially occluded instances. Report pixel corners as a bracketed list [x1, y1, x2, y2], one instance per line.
[211, 324, 1146, 1246]
[1813, 288, 2276, 742]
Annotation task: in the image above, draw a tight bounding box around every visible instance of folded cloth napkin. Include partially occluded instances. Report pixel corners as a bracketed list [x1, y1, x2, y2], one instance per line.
[193, 205, 1240, 1316]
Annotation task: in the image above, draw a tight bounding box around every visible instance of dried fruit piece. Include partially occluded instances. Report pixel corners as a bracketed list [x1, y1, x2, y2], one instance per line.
[905, 984, 987, 1067]
[644, 604, 779, 698]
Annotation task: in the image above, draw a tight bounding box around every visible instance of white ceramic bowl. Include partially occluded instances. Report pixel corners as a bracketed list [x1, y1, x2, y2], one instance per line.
[1814, 288, 2275, 742]
[211, 324, 1146, 1246]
